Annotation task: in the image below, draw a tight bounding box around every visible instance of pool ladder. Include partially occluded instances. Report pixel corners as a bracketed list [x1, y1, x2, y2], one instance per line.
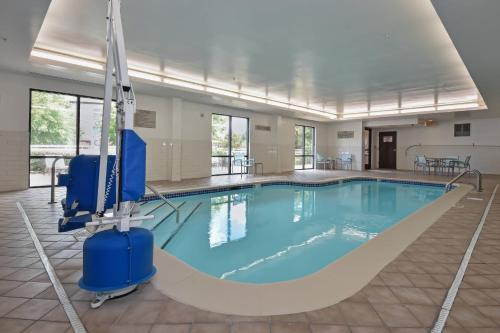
[146, 184, 182, 224]
[145, 184, 202, 248]
[445, 169, 482, 192]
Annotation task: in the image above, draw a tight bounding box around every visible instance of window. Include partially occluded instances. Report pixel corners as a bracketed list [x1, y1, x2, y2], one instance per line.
[454, 123, 470, 137]
[78, 97, 116, 155]
[29, 89, 116, 187]
[211, 114, 249, 175]
[294, 125, 315, 170]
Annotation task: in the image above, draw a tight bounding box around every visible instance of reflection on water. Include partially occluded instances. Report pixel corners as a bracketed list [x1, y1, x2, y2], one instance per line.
[209, 188, 319, 247]
[209, 193, 248, 248]
[293, 190, 316, 223]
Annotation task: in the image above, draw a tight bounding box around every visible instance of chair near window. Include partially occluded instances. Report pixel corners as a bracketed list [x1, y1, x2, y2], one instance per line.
[453, 155, 471, 174]
[233, 152, 255, 178]
[337, 152, 353, 170]
[316, 153, 332, 170]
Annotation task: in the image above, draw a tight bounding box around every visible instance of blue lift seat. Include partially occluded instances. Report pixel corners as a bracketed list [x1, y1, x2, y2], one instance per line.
[57, 130, 146, 232]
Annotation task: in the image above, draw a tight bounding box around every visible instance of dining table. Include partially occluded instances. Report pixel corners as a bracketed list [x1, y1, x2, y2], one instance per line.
[424, 156, 459, 176]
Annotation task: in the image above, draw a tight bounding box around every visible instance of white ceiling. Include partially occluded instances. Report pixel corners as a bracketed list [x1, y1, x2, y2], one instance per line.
[0, 0, 51, 72]
[2, 0, 496, 122]
[432, 0, 500, 117]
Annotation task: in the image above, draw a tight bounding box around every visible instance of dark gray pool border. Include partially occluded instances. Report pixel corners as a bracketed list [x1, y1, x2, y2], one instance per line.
[141, 177, 451, 202]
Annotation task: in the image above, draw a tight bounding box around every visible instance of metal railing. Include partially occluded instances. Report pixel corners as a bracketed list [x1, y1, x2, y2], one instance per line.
[145, 184, 180, 224]
[445, 169, 482, 192]
[49, 157, 71, 204]
[161, 202, 202, 249]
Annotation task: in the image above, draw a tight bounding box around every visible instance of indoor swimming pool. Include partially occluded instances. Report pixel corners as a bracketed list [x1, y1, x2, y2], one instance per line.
[139, 179, 445, 284]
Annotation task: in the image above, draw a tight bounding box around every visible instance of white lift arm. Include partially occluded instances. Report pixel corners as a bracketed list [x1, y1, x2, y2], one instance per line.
[95, 0, 137, 231]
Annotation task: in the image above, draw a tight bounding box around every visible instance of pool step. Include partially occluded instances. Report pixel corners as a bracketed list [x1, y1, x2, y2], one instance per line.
[154, 201, 203, 249]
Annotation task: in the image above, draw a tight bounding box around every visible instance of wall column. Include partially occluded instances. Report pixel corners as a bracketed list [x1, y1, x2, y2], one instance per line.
[170, 98, 182, 181]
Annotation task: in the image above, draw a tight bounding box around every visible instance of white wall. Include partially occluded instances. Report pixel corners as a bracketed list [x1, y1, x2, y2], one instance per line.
[327, 120, 364, 170]
[0, 70, 329, 191]
[370, 117, 500, 174]
[174, 100, 329, 178]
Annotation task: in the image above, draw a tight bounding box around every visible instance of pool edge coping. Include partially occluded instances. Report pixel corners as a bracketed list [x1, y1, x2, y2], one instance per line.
[143, 175, 452, 201]
[150, 178, 472, 316]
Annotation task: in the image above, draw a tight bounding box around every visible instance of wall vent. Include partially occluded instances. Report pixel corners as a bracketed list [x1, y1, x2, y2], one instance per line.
[255, 125, 271, 132]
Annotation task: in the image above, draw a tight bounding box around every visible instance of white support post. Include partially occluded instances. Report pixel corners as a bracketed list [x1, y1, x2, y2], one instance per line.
[95, 0, 137, 232]
[96, 1, 115, 215]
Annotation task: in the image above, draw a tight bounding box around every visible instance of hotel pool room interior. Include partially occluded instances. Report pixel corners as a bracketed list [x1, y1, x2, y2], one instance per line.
[1, 0, 500, 332]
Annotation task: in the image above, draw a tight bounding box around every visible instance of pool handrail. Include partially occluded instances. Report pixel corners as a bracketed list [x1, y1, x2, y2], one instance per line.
[145, 184, 180, 224]
[49, 156, 73, 204]
[445, 169, 482, 192]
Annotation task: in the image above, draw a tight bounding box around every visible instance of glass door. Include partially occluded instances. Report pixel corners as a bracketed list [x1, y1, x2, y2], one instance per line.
[294, 125, 315, 170]
[211, 114, 249, 175]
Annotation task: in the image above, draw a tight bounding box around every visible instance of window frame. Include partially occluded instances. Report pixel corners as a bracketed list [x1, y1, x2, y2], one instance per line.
[294, 125, 316, 170]
[454, 123, 471, 137]
[211, 113, 250, 176]
[28, 88, 113, 188]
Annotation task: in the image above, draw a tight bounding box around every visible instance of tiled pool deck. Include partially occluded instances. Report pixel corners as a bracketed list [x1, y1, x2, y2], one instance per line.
[0, 169, 499, 333]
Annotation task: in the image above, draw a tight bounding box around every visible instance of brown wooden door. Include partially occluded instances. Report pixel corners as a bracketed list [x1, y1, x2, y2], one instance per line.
[379, 131, 397, 169]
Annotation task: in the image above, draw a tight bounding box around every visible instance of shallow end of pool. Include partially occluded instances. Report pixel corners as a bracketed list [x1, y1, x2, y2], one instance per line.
[150, 181, 471, 316]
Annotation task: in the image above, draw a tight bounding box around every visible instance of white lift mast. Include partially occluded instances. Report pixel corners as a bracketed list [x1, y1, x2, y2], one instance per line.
[95, 0, 136, 232]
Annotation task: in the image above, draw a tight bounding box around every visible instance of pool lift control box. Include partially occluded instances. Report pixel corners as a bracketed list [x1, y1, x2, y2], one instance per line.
[57, 0, 156, 308]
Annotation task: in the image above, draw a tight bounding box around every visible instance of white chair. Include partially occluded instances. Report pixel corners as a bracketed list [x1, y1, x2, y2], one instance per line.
[316, 153, 332, 170]
[233, 153, 254, 178]
[337, 153, 352, 170]
[453, 155, 471, 174]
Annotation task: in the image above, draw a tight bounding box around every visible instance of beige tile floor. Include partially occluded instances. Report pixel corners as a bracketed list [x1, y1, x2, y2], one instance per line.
[0, 169, 498, 332]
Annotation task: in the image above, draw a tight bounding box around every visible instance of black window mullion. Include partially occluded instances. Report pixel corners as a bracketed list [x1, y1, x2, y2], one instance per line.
[228, 115, 232, 175]
[302, 126, 306, 169]
[76, 95, 81, 155]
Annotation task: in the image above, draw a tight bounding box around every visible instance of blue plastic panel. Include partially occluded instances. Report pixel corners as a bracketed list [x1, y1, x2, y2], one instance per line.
[121, 129, 146, 202]
[57, 130, 146, 226]
[79, 227, 156, 292]
[58, 155, 116, 217]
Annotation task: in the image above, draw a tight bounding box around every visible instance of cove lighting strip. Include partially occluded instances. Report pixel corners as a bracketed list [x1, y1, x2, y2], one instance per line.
[31, 47, 485, 121]
[31, 48, 337, 120]
[342, 100, 483, 119]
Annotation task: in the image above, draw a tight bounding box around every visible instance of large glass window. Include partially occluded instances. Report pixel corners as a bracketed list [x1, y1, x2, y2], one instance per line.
[211, 114, 249, 175]
[294, 125, 315, 170]
[30, 91, 77, 187]
[79, 97, 117, 155]
[29, 90, 116, 187]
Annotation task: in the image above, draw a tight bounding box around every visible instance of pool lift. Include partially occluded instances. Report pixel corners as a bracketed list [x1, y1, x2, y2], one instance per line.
[56, 0, 156, 308]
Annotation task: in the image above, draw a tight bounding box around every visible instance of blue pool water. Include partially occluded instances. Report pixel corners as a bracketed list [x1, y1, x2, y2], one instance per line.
[140, 180, 444, 284]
